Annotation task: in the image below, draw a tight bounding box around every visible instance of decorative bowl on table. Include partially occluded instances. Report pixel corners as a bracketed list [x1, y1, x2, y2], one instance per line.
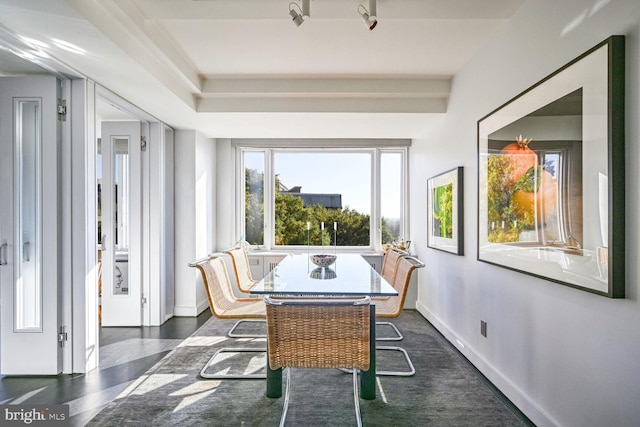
[310, 254, 337, 268]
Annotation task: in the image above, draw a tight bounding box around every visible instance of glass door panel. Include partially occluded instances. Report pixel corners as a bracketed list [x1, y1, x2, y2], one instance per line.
[113, 138, 129, 295]
[15, 99, 42, 332]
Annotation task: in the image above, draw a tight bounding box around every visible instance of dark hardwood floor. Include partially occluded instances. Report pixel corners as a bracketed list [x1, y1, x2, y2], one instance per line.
[0, 310, 212, 427]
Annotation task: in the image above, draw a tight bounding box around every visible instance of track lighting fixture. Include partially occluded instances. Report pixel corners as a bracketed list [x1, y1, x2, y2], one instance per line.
[289, 0, 310, 27]
[288, 0, 378, 30]
[358, 0, 378, 31]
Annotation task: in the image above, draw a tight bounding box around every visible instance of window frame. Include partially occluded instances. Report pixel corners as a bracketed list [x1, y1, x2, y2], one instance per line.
[236, 143, 409, 253]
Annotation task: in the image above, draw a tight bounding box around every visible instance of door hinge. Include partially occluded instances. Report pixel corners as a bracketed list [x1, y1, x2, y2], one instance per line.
[140, 136, 147, 151]
[58, 326, 68, 347]
[141, 296, 147, 305]
[57, 99, 67, 121]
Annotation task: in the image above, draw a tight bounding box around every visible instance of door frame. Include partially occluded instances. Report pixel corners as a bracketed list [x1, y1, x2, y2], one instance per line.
[68, 82, 174, 373]
[94, 85, 174, 327]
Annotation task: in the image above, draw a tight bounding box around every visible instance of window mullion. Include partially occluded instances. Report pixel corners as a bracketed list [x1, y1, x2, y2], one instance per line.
[372, 148, 381, 251]
[402, 147, 409, 245]
[264, 149, 274, 250]
[237, 147, 246, 244]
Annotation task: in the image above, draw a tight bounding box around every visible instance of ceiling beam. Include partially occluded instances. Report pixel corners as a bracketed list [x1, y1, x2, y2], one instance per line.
[197, 96, 447, 113]
[201, 77, 450, 97]
[198, 76, 449, 113]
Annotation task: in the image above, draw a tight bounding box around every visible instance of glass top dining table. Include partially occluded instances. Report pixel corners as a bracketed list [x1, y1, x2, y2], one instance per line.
[252, 252, 396, 401]
[250, 253, 398, 297]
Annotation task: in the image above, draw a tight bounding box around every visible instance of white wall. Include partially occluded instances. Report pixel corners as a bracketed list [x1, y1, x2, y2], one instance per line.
[174, 130, 216, 316]
[412, 1, 640, 426]
[215, 138, 236, 251]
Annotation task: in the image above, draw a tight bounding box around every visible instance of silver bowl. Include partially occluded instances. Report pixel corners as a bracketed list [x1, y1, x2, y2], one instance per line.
[310, 254, 337, 268]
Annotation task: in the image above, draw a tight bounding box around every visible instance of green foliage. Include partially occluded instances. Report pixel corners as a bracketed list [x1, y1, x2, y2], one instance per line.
[486, 155, 527, 243]
[381, 217, 399, 244]
[245, 168, 374, 246]
[274, 192, 308, 245]
[487, 155, 514, 224]
[512, 165, 544, 193]
[245, 168, 264, 245]
[433, 183, 453, 238]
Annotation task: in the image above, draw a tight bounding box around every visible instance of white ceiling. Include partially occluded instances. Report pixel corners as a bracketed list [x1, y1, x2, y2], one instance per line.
[0, 0, 525, 138]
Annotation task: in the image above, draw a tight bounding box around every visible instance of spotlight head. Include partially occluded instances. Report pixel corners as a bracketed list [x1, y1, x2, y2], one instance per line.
[289, 8, 304, 27]
[360, 11, 377, 31]
[366, 15, 377, 30]
[358, 0, 378, 31]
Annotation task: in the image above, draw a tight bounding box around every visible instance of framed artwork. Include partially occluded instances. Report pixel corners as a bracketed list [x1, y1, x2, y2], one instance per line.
[427, 167, 464, 255]
[477, 36, 625, 298]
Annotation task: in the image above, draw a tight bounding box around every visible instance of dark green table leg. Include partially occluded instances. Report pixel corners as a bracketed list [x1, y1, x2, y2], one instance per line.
[266, 342, 282, 398]
[360, 304, 376, 400]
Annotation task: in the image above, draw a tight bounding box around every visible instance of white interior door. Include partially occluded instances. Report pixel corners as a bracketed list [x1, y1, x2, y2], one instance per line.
[100, 121, 143, 326]
[0, 76, 63, 374]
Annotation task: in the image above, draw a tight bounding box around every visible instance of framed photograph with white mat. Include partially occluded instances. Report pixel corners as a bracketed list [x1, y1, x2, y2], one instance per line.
[427, 167, 464, 255]
[477, 36, 625, 298]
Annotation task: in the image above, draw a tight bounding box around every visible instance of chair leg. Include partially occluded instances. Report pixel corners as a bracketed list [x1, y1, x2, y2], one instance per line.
[279, 368, 292, 427]
[200, 347, 266, 379]
[279, 368, 362, 427]
[351, 368, 363, 427]
[228, 319, 267, 338]
[375, 346, 415, 377]
[375, 321, 403, 341]
[337, 345, 415, 377]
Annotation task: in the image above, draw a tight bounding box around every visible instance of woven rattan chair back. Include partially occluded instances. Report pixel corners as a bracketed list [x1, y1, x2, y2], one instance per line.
[380, 248, 405, 283]
[376, 256, 422, 318]
[227, 248, 257, 293]
[192, 256, 264, 319]
[265, 297, 371, 371]
[195, 257, 240, 316]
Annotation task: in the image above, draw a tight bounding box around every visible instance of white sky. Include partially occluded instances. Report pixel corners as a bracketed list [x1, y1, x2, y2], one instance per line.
[246, 151, 401, 218]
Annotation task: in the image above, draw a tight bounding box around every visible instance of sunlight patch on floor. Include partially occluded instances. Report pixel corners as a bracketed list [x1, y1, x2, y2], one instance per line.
[4, 387, 47, 404]
[177, 335, 228, 347]
[376, 377, 388, 404]
[170, 381, 221, 412]
[117, 373, 187, 398]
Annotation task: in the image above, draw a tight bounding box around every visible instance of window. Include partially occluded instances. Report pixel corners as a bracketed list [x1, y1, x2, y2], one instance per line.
[244, 151, 265, 246]
[380, 151, 403, 245]
[239, 145, 407, 251]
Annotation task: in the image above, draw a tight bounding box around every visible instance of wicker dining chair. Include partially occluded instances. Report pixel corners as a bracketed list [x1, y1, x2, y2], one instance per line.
[226, 247, 259, 294]
[265, 296, 371, 427]
[376, 248, 408, 340]
[189, 255, 266, 379]
[374, 255, 424, 377]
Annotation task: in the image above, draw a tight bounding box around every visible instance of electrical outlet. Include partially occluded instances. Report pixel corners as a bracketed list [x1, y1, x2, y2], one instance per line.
[480, 320, 487, 337]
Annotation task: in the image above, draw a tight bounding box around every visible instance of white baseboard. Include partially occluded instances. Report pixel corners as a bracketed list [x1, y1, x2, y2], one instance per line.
[174, 300, 209, 317]
[415, 301, 557, 427]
